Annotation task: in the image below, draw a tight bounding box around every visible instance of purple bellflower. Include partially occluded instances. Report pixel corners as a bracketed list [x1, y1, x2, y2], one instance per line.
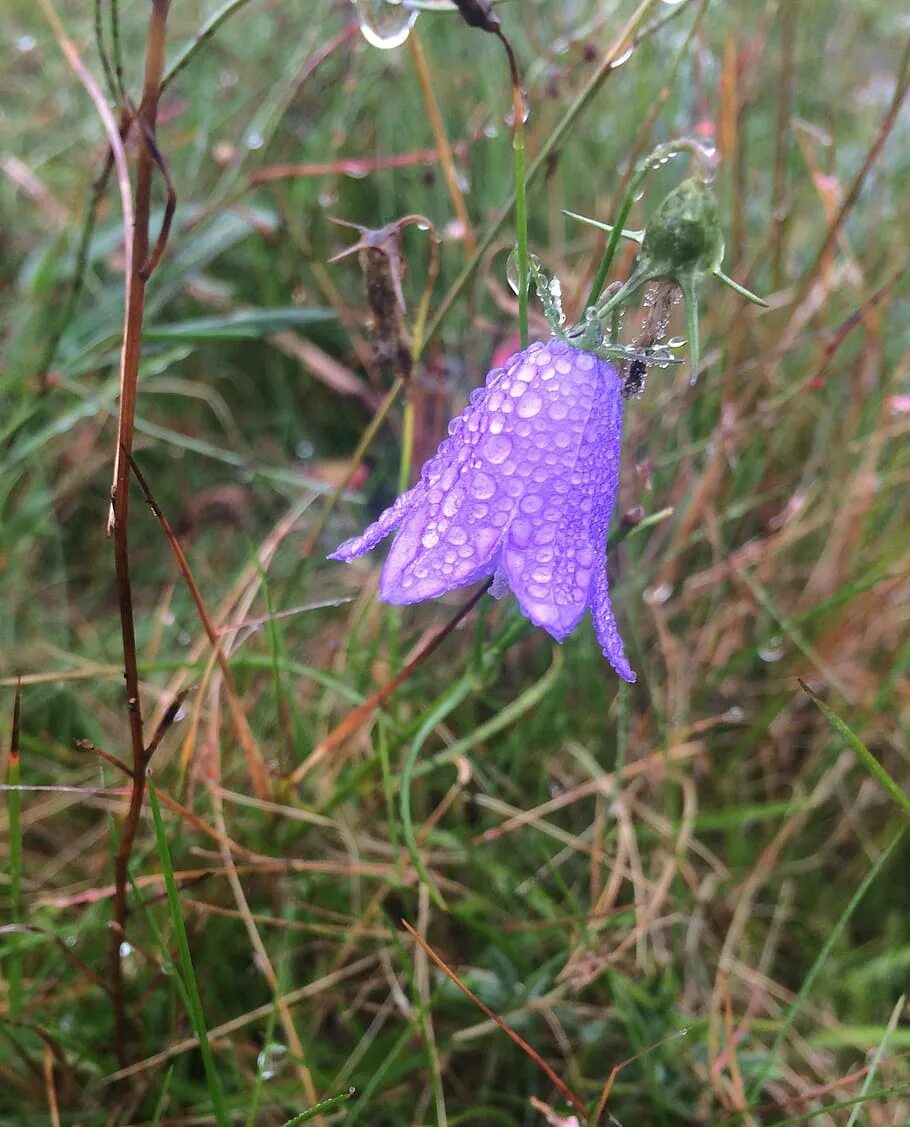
[329, 337, 635, 682]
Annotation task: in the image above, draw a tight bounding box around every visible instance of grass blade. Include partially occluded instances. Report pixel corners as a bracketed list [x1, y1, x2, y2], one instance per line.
[5, 680, 23, 1020]
[745, 828, 905, 1105]
[148, 779, 231, 1127]
[801, 680, 910, 820]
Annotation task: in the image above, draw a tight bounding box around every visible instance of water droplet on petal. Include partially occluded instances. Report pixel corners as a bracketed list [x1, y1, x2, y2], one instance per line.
[352, 0, 418, 49]
[471, 472, 496, 500]
[442, 488, 464, 518]
[516, 391, 543, 419]
[482, 434, 513, 464]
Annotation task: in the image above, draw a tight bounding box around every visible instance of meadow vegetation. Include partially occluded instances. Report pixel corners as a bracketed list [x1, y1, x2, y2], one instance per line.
[2, 1, 909, 1123]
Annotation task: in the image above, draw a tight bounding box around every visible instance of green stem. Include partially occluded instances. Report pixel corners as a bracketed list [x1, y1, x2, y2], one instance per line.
[148, 781, 231, 1127]
[6, 721, 22, 1020]
[400, 680, 473, 909]
[513, 103, 529, 347]
[744, 828, 905, 1108]
[161, 0, 258, 92]
[423, 0, 668, 346]
[679, 273, 700, 384]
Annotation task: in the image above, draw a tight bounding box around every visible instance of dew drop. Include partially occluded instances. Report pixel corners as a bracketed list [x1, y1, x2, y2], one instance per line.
[506, 247, 521, 295]
[758, 638, 784, 663]
[471, 473, 496, 500]
[643, 582, 673, 605]
[610, 45, 634, 69]
[442, 488, 464, 517]
[482, 434, 513, 464]
[257, 1042, 288, 1081]
[504, 89, 530, 125]
[244, 129, 264, 150]
[517, 391, 543, 419]
[352, 0, 418, 49]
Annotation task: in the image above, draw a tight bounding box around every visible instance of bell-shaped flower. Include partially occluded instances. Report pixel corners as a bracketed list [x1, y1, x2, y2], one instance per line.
[329, 338, 635, 682]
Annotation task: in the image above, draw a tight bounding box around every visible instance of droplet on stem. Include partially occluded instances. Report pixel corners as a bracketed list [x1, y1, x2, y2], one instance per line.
[352, 0, 418, 50]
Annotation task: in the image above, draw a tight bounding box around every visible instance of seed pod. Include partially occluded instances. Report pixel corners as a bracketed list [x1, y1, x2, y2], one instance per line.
[330, 218, 413, 380]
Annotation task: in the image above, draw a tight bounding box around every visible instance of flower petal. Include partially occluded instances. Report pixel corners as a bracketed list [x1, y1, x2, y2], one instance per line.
[500, 344, 612, 641]
[581, 363, 636, 682]
[379, 505, 503, 603]
[327, 482, 425, 562]
[376, 357, 523, 601]
[592, 565, 635, 682]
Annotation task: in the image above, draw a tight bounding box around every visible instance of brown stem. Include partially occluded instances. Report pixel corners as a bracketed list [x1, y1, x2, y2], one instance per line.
[108, 0, 171, 1069]
[287, 580, 490, 788]
[129, 455, 271, 798]
[795, 36, 910, 309]
[770, 0, 798, 288]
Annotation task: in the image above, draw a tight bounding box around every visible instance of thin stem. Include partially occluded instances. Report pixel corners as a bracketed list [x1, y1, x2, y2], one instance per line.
[497, 32, 529, 347]
[400, 681, 472, 910]
[93, 0, 118, 102]
[162, 0, 258, 93]
[110, 0, 126, 103]
[423, 0, 664, 346]
[408, 31, 476, 258]
[107, 0, 171, 1066]
[794, 35, 910, 311]
[148, 782, 231, 1127]
[6, 680, 23, 1021]
[680, 273, 700, 384]
[129, 456, 271, 798]
[770, 0, 798, 288]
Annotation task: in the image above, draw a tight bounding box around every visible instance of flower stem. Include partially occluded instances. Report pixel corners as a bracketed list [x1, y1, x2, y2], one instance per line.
[513, 111, 529, 347]
[499, 35, 529, 347]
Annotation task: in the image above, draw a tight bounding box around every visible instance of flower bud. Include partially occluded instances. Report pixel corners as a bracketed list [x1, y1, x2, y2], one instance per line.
[639, 177, 724, 280]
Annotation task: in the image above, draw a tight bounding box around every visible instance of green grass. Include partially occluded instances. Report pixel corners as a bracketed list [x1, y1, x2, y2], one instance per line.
[2, 0, 910, 1124]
